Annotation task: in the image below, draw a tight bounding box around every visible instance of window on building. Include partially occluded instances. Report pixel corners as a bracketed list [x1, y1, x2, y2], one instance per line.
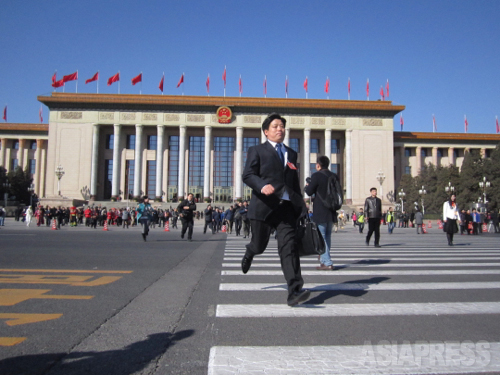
[106, 134, 114, 150]
[310, 163, 316, 176]
[13, 141, 19, 150]
[405, 166, 412, 175]
[213, 137, 235, 187]
[126, 134, 136, 150]
[29, 159, 36, 175]
[188, 136, 204, 188]
[310, 139, 320, 153]
[331, 139, 340, 154]
[289, 138, 300, 153]
[168, 136, 179, 187]
[104, 160, 113, 199]
[437, 148, 444, 158]
[404, 148, 411, 157]
[125, 160, 135, 198]
[243, 137, 259, 167]
[331, 164, 339, 174]
[453, 149, 459, 159]
[421, 148, 427, 157]
[30, 140, 37, 150]
[147, 135, 157, 150]
[146, 160, 156, 198]
[485, 149, 492, 158]
[11, 159, 19, 170]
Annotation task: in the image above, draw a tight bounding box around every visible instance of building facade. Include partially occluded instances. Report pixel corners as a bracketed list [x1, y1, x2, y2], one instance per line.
[0, 93, 499, 207]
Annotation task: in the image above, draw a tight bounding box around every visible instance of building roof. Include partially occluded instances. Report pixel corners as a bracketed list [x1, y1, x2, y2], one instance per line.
[394, 131, 500, 144]
[37, 93, 405, 117]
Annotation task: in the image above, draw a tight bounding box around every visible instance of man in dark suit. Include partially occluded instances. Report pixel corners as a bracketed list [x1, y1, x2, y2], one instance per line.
[241, 113, 310, 307]
[304, 155, 341, 270]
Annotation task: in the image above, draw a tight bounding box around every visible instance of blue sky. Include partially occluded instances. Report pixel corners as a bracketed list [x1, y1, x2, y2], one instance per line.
[1, 0, 499, 134]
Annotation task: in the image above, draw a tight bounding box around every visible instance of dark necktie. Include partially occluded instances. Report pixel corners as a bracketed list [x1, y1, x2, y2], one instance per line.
[276, 143, 284, 165]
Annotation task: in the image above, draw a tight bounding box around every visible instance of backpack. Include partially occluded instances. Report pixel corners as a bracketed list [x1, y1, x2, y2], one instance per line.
[317, 170, 343, 212]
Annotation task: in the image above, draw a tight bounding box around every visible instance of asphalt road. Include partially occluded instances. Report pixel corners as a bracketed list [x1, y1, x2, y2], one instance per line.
[1, 219, 500, 375]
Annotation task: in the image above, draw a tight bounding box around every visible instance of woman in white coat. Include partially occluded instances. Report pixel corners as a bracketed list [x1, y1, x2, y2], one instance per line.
[25, 206, 33, 227]
[443, 194, 461, 246]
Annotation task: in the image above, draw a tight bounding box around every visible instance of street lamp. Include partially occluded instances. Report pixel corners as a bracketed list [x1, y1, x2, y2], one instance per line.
[445, 182, 455, 194]
[478, 177, 491, 204]
[419, 185, 427, 215]
[2, 180, 10, 209]
[376, 171, 385, 201]
[398, 188, 406, 212]
[28, 183, 35, 207]
[55, 165, 65, 196]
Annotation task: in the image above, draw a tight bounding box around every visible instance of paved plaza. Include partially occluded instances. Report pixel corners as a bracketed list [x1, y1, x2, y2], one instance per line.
[0, 218, 499, 374]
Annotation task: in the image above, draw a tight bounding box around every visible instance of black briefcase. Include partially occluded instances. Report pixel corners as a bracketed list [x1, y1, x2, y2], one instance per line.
[297, 218, 326, 257]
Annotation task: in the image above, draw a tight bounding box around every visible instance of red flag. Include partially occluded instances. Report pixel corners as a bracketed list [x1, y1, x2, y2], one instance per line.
[325, 77, 330, 94]
[464, 115, 468, 133]
[107, 72, 120, 86]
[348, 77, 351, 98]
[176, 73, 184, 88]
[263, 75, 267, 96]
[85, 72, 99, 84]
[386, 79, 390, 98]
[39, 105, 43, 123]
[433, 115, 437, 132]
[380, 86, 385, 100]
[496, 116, 499, 134]
[285, 76, 288, 97]
[52, 72, 57, 84]
[366, 79, 369, 99]
[222, 66, 226, 88]
[206, 74, 210, 93]
[52, 79, 64, 88]
[63, 71, 78, 82]
[2, 106, 6, 121]
[303, 76, 308, 92]
[400, 114, 404, 131]
[131, 73, 142, 85]
[239, 75, 242, 94]
[159, 74, 164, 92]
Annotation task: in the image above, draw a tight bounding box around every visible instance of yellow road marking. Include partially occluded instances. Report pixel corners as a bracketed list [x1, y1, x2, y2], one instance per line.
[0, 269, 132, 274]
[0, 337, 26, 346]
[0, 289, 93, 306]
[0, 313, 62, 326]
[0, 275, 123, 286]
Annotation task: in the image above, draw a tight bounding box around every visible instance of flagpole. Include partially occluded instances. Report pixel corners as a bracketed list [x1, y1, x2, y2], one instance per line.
[224, 65, 226, 97]
[76, 69, 78, 93]
[97, 71, 99, 94]
[182, 72, 185, 96]
[140, 71, 142, 95]
[326, 76, 329, 100]
[162, 72, 164, 95]
[118, 71, 120, 94]
[285, 75, 288, 99]
[348, 77, 350, 100]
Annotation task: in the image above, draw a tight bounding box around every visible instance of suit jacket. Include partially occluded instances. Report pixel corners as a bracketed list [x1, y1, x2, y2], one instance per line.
[304, 168, 337, 223]
[242, 141, 306, 221]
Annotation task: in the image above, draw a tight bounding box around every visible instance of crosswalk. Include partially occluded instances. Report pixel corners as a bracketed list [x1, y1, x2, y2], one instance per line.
[208, 233, 500, 374]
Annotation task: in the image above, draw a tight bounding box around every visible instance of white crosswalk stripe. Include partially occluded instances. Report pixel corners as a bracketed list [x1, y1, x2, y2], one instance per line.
[209, 233, 500, 374]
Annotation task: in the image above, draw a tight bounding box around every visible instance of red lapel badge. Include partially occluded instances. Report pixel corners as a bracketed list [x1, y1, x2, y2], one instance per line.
[287, 161, 297, 170]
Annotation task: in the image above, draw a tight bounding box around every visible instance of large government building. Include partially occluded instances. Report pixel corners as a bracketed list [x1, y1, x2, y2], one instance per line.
[0, 93, 499, 207]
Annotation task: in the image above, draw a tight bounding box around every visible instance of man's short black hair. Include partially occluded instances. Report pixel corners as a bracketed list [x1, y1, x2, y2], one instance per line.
[370, 187, 377, 192]
[317, 155, 330, 169]
[262, 113, 286, 132]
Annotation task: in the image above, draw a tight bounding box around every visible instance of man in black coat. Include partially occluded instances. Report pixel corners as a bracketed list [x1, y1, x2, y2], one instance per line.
[364, 187, 382, 247]
[241, 113, 309, 307]
[304, 155, 340, 270]
[203, 205, 213, 234]
[177, 193, 196, 241]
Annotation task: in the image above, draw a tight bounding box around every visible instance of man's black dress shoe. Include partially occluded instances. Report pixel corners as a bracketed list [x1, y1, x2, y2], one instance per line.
[287, 289, 311, 306]
[375, 244, 381, 248]
[142, 233, 147, 242]
[241, 255, 253, 274]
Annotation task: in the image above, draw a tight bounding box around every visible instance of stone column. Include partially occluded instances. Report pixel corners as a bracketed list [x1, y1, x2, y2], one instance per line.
[112, 124, 121, 198]
[90, 124, 99, 200]
[133, 124, 143, 198]
[18, 139, 25, 170]
[416, 146, 422, 173]
[156, 125, 165, 200]
[432, 146, 438, 167]
[235, 126, 243, 200]
[178, 125, 187, 199]
[0, 138, 6, 168]
[324, 129, 332, 166]
[345, 130, 352, 203]
[35, 139, 43, 196]
[284, 127, 290, 146]
[204, 126, 211, 201]
[40, 143, 46, 198]
[481, 148, 486, 158]
[448, 147, 455, 166]
[303, 128, 311, 184]
[261, 130, 267, 144]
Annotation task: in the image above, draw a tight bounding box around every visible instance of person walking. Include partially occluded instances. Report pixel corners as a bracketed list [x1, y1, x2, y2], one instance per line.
[204, 205, 213, 234]
[443, 194, 461, 246]
[357, 209, 365, 234]
[241, 113, 309, 307]
[178, 193, 196, 241]
[122, 208, 130, 229]
[305, 155, 342, 271]
[415, 209, 424, 234]
[386, 207, 395, 234]
[364, 187, 382, 247]
[25, 206, 33, 227]
[137, 196, 153, 241]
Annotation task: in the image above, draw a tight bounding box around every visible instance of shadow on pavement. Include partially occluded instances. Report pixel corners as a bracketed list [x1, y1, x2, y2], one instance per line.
[0, 330, 194, 375]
